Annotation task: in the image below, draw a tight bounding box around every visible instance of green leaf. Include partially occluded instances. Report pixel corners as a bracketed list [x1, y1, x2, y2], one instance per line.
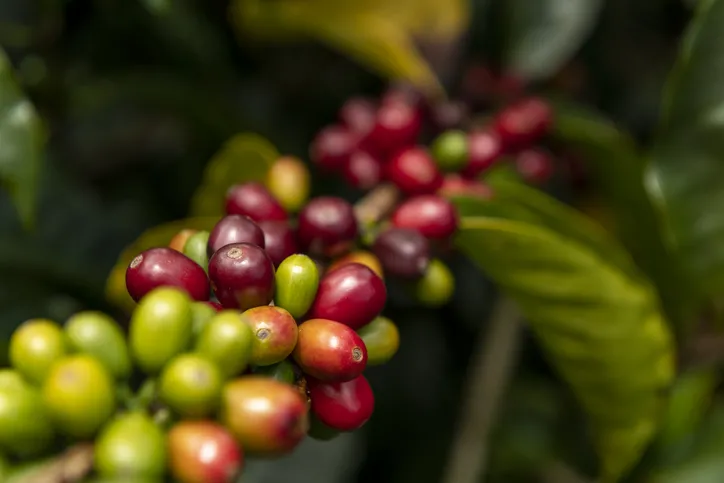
[189, 133, 278, 217]
[0, 48, 45, 230]
[502, 0, 603, 81]
[455, 217, 675, 482]
[645, 0, 724, 304]
[105, 217, 219, 312]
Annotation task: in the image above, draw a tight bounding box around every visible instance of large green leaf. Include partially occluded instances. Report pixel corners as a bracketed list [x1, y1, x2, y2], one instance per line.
[0, 48, 45, 229]
[502, 0, 603, 81]
[645, 0, 724, 303]
[455, 216, 675, 482]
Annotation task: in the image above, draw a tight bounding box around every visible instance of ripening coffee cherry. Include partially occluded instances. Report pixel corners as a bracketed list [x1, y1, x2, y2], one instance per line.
[339, 97, 377, 137]
[309, 263, 386, 330]
[168, 421, 243, 483]
[225, 182, 288, 222]
[357, 316, 400, 366]
[310, 125, 356, 172]
[308, 374, 374, 432]
[372, 228, 430, 279]
[343, 150, 384, 191]
[221, 376, 308, 455]
[0, 370, 54, 458]
[293, 318, 368, 382]
[438, 174, 493, 199]
[10, 319, 67, 385]
[367, 99, 421, 155]
[387, 147, 444, 196]
[265, 156, 311, 213]
[183, 231, 211, 271]
[159, 354, 223, 418]
[515, 148, 555, 184]
[95, 412, 167, 479]
[391, 195, 458, 240]
[431, 130, 469, 172]
[170, 229, 198, 252]
[461, 130, 503, 178]
[195, 311, 254, 379]
[274, 254, 320, 320]
[208, 243, 276, 310]
[207, 215, 265, 257]
[257, 220, 297, 268]
[240, 306, 298, 366]
[493, 97, 553, 150]
[126, 247, 210, 303]
[327, 250, 384, 279]
[415, 258, 455, 307]
[64, 311, 132, 380]
[297, 196, 358, 257]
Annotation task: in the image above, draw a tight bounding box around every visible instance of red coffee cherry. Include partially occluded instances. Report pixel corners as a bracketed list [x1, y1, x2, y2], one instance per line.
[461, 130, 503, 178]
[257, 220, 297, 268]
[208, 243, 275, 310]
[367, 100, 421, 156]
[310, 125, 356, 173]
[126, 247, 209, 302]
[308, 263, 386, 330]
[224, 182, 287, 222]
[207, 215, 265, 258]
[372, 228, 430, 279]
[297, 197, 358, 257]
[308, 374, 374, 432]
[387, 147, 443, 196]
[493, 97, 553, 151]
[515, 148, 555, 184]
[168, 421, 243, 483]
[391, 195, 458, 240]
[339, 97, 377, 138]
[342, 150, 384, 191]
[293, 318, 367, 382]
[438, 174, 492, 199]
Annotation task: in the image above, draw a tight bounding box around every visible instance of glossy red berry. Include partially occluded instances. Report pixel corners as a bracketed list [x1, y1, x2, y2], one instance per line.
[339, 97, 377, 138]
[308, 375, 374, 432]
[310, 125, 356, 173]
[293, 318, 367, 382]
[207, 215, 265, 257]
[168, 421, 243, 483]
[391, 195, 458, 240]
[257, 220, 297, 268]
[515, 148, 555, 184]
[297, 197, 358, 257]
[343, 150, 383, 190]
[224, 183, 287, 222]
[387, 147, 443, 196]
[438, 174, 492, 199]
[240, 306, 298, 367]
[126, 247, 210, 302]
[367, 100, 421, 156]
[372, 228, 430, 279]
[208, 243, 275, 310]
[461, 130, 503, 178]
[493, 97, 553, 151]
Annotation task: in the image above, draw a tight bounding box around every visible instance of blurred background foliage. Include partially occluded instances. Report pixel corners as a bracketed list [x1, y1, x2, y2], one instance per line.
[0, 0, 710, 482]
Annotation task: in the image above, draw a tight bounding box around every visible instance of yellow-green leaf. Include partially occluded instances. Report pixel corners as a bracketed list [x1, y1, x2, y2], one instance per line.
[105, 217, 219, 312]
[229, 0, 467, 95]
[189, 133, 278, 217]
[455, 217, 675, 482]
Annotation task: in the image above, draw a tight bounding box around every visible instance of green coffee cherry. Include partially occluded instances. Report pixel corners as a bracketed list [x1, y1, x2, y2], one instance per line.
[95, 412, 167, 479]
[415, 258, 455, 307]
[64, 311, 132, 380]
[253, 359, 297, 385]
[195, 310, 254, 379]
[190, 301, 217, 338]
[183, 231, 210, 270]
[274, 254, 319, 319]
[0, 369, 54, 458]
[431, 130, 469, 172]
[9, 319, 67, 385]
[357, 316, 400, 366]
[159, 354, 223, 418]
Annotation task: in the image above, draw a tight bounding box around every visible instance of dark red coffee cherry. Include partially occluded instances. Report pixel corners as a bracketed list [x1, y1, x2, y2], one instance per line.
[493, 97, 553, 151]
[391, 195, 458, 240]
[257, 220, 297, 268]
[515, 148, 555, 184]
[461, 130, 503, 178]
[387, 147, 443, 196]
[297, 197, 358, 257]
[367, 100, 421, 156]
[339, 97, 377, 138]
[310, 125, 356, 173]
[126, 247, 210, 302]
[308, 263, 386, 330]
[308, 375, 374, 432]
[208, 243, 275, 310]
[207, 215, 265, 258]
[343, 151, 383, 191]
[225, 182, 287, 222]
[372, 228, 430, 279]
[293, 318, 367, 382]
[438, 174, 492, 199]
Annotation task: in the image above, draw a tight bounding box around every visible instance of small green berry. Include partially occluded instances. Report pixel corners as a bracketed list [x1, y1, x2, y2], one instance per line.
[274, 254, 320, 319]
[415, 258, 455, 307]
[431, 130, 469, 172]
[183, 231, 210, 270]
